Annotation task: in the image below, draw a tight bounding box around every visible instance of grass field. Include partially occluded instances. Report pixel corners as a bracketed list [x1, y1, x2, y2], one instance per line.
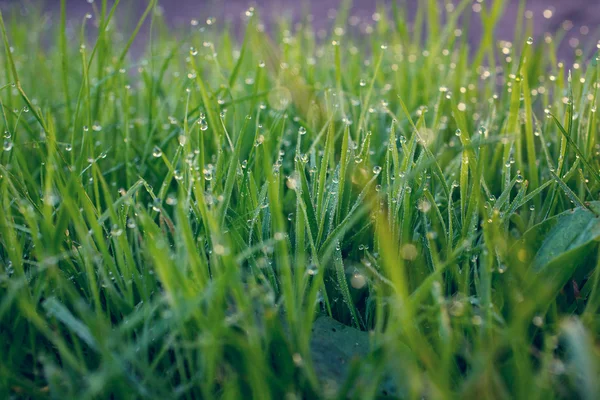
[1, 0, 600, 398]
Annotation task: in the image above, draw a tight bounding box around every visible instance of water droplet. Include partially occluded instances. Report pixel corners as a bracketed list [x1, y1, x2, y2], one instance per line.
[516, 174, 524, 183]
[198, 119, 208, 131]
[350, 273, 367, 289]
[152, 146, 162, 158]
[298, 126, 306, 135]
[3, 139, 13, 151]
[255, 135, 265, 147]
[307, 264, 318, 276]
[526, 37, 534, 45]
[111, 224, 123, 237]
[418, 199, 431, 213]
[372, 165, 382, 174]
[166, 195, 178, 206]
[178, 135, 187, 146]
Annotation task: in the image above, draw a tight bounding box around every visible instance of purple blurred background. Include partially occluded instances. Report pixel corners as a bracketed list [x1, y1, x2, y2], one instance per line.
[1, 0, 598, 59]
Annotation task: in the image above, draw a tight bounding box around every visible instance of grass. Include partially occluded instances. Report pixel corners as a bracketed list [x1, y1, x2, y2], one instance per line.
[1, 0, 600, 398]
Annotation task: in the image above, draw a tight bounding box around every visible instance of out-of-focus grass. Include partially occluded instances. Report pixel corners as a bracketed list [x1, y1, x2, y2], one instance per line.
[0, 0, 599, 398]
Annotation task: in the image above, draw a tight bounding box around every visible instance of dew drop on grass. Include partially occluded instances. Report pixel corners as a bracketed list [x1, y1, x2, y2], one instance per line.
[65, 144, 72, 152]
[127, 219, 137, 229]
[527, 37, 534, 45]
[359, 79, 366, 87]
[372, 165, 382, 175]
[198, 119, 208, 131]
[3, 139, 13, 151]
[516, 174, 524, 183]
[350, 273, 367, 289]
[166, 195, 178, 206]
[455, 129, 462, 137]
[110, 224, 123, 237]
[152, 146, 162, 158]
[255, 135, 265, 147]
[189, 47, 198, 56]
[418, 199, 431, 213]
[298, 126, 306, 135]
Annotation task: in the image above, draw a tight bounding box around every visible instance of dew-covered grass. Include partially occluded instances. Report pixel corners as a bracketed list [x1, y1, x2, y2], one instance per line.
[1, 0, 600, 398]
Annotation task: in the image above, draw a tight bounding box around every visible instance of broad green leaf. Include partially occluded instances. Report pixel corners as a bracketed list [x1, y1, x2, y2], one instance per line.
[512, 202, 600, 298]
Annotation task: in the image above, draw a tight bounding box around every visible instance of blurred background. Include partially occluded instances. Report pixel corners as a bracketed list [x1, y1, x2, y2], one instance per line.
[0, 0, 598, 59]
